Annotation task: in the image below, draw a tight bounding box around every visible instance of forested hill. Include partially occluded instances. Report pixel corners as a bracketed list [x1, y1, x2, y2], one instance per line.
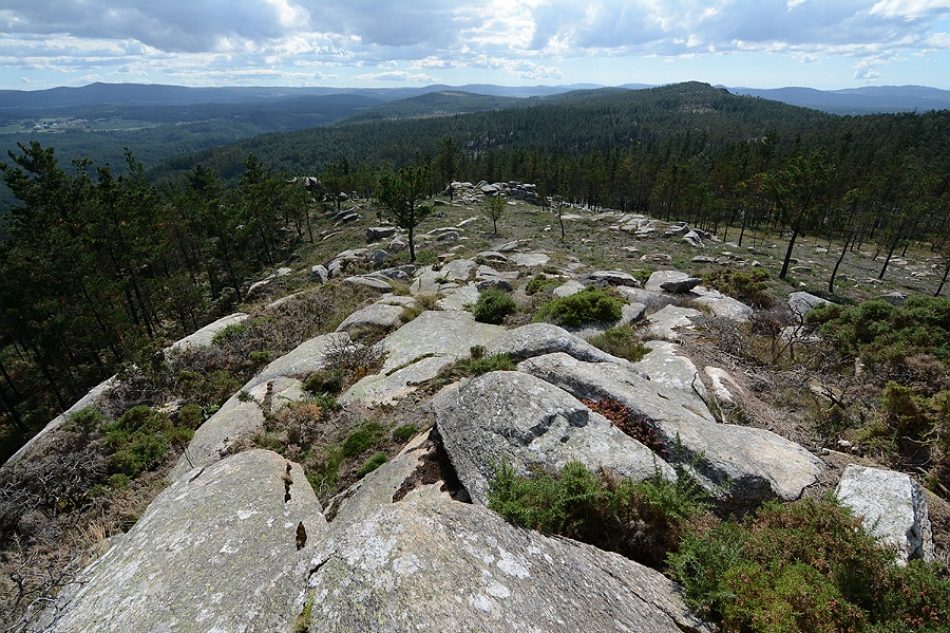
[151, 83, 816, 179]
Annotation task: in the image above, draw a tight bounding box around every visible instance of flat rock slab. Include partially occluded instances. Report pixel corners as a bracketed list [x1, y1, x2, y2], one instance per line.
[645, 270, 691, 293]
[170, 376, 306, 480]
[335, 302, 405, 335]
[344, 275, 392, 292]
[553, 279, 587, 297]
[836, 465, 934, 563]
[252, 333, 346, 389]
[632, 340, 707, 403]
[33, 450, 325, 633]
[437, 283, 480, 311]
[434, 371, 674, 505]
[440, 258, 477, 281]
[588, 270, 641, 287]
[301, 493, 708, 633]
[518, 353, 823, 505]
[168, 313, 249, 353]
[509, 252, 550, 267]
[484, 323, 626, 365]
[340, 311, 503, 406]
[693, 292, 753, 322]
[645, 305, 702, 341]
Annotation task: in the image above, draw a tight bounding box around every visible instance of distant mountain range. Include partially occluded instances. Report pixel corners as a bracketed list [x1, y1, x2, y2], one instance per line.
[2, 81, 948, 115]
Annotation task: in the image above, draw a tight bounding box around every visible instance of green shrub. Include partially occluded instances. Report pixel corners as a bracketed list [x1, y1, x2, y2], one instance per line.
[668, 496, 950, 632]
[415, 250, 438, 266]
[65, 406, 104, 437]
[392, 424, 420, 443]
[525, 274, 559, 296]
[176, 369, 242, 407]
[177, 403, 205, 428]
[341, 422, 386, 458]
[489, 461, 708, 568]
[103, 405, 192, 478]
[588, 325, 649, 362]
[249, 350, 272, 365]
[702, 268, 774, 308]
[472, 288, 516, 324]
[808, 296, 950, 366]
[533, 288, 623, 327]
[303, 369, 345, 395]
[211, 321, 250, 345]
[357, 452, 388, 477]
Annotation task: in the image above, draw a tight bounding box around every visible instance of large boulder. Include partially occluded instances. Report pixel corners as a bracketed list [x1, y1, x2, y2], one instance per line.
[788, 291, 831, 317]
[167, 313, 249, 353]
[341, 311, 503, 406]
[484, 323, 626, 364]
[632, 340, 707, 404]
[509, 252, 550, 268]
[645, 305, 702, 341]
[645, 270, 692, 293]
[366, 226, 398, 241]
[518, 353, 823, 505]
[587, 270, 641, 287]
[553, 279, 587, 297]
[299, 493, 708, 633]
[692, 290, 753, 322]
[434, 371, 674, 505]
[31, 450, 325, 633]
[836, 465, 935, 563]
[335, 301, 405, 335]
[440, 258, 477, 281]
[437, 283, 480, 311]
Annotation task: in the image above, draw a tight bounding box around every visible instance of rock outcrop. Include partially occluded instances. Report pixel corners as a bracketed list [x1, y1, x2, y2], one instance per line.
[435, 372, 675, 505]
[836, 464, 935, 563]
[30, 450, 324, 633]
[299, 493, 709, 633]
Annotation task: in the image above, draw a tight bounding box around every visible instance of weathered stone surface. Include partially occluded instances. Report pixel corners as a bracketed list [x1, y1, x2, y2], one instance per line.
[553, 279, 586, 297]
[335, 302, 405, 335]
[692, 291, 753, 322]
[645, 305, 701, 341]
[265, 293, 301, 311]
[518, 353, 823, 504]
[704, 366, 743, 406]
[245, 276, 275, 300]
[252, 333, 345, 388]
[622, 302, 647, 324]
[645, 270, 690, 293]
[476, 277, 514, 292]
[588, 270, 641, 287]
[632, 340, 707, 403]
[34, 450, 325, 633]
[435, 372, 674, 505]
[437, 283, 480, 311]
[168, 313, 249, 353]
[879, 291, 908, 306]
[484, 323, 626, 364]
[343, 274, 392, 292]
[377, 294, 419, 307]
[340, 312, 503, 406]
[476, 250, 511, 264]
[300, 493, 708, 633]
[170, 376, 306, 480]
[310, 264, 329, 282]
[836, 465, 935, 563]
[616, 286, 671, 308]
[440, 258, 476, 281]
[509, 252, 550, 267]
[788, 291, 831, 317]
[366, 226, 397, 241]
[494, 240, 522, 252]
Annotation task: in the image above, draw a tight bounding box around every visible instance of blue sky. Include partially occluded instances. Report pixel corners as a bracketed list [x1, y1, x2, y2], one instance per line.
[1, 0, 949, 90]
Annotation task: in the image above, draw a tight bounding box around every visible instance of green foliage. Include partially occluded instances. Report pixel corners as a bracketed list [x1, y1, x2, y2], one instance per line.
[414, 250, 438, 266]
[303, 369, 345, 396]
[525, 274, 559, 296]
[533, 288, 623, 327]
[177, 403, 205, 428]
[341, 422, 386, 458]
[357, 453, 388, 477]
[808, 296, 950, 366]
[103, 405, 192, 478]
[489, 461, 708, 568]
[471, 288, 516, 324]
[484, 195, 506, 234]
[668, 496, 950, 632]
[701, 268, 774, 308]
[588, 325, 649, 362]
[212, 322, 250, 346]
[64, 406, 105, 438]
[392, 424, 420, 443]
[176, 369, 242, 408]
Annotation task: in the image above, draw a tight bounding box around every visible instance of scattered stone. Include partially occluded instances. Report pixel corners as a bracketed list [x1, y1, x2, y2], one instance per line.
[692, 256, 717, 264]
[587, 270, 641, 287]
[494, 240, 522, 253]
[476, 278, 513, 292]
[640, 253, 673, 263]
[788, 291, 831, 317]
[245, 277, 275, 300]
[553, 279, 587, 297]
[879, 291, 908, 306]
[310, 264, 329, 283]
[435, 372, 675, 505]
[440, 258, 476, 281]
[836, 465, 934, 564]
[437, 284, 480, 311]
[509, 252, 550, 267]
[343, 275, 392, 292]
[335, 302, 406, 335]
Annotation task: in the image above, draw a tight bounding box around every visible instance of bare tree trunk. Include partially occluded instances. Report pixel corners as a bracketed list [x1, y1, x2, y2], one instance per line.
[829, 232, 852, 295]
[936, 256, 950, 297]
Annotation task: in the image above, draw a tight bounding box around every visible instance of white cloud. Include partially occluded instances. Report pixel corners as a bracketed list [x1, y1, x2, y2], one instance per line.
[854, 66, 881, 79]
[870, 0, 950, 20]
[354, 70, 437, 83]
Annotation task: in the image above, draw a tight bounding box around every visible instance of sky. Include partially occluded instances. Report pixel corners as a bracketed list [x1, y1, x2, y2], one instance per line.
[1, 0, 949, 91]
